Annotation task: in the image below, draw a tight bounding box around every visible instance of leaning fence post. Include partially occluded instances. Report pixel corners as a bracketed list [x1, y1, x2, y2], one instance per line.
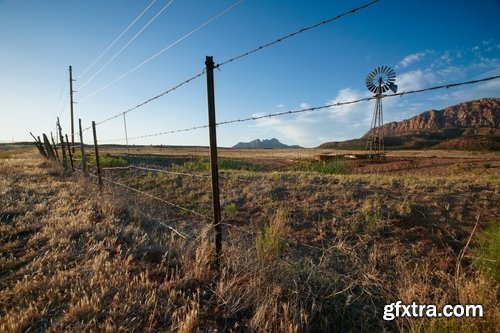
[92, 121, 103, 188]
[43, 133, 56, 161]
[57, 117, 68, 170]
[79, 119, 88, 177]
[30, 132, 47, 158]
[65, 134, 74, 171]
[205, 56, 222, 270]
[51, 132, 60, 161]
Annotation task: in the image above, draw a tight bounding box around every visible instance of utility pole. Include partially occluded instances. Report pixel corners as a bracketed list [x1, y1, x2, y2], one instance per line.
[69, 65, 75, 153]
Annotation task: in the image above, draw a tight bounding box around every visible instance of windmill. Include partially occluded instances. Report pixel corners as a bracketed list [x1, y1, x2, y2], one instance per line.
[365, 66, 397, 158]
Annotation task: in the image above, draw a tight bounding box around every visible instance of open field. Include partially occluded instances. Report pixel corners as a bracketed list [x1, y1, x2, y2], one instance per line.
[96, 145, 500, 175]
[1, 146, 499, 332]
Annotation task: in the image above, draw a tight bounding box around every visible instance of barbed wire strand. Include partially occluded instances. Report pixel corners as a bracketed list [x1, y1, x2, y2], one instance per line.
[82, 0, 374, 129]
[81, 70, 206, 132]
[134, 209, 190, 239]
[97, 74, 500, 142]
[215, 0, 380, 68]
[95, 173, 212, 220]
[77, 0, 158, 80]
[101, 164, 210, 178]
[75, 166, 192, 239]
[132, 165, 210, 178]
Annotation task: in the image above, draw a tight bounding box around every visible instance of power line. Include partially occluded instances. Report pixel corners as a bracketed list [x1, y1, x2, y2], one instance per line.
[82, 0, 373, 130]
[79, 0, 245, 103]
[81, 70, 206, 132]
[77, 0, 158, 80]
[78, 0, 176, 90]
[215, 0, 380, 68]
[102, 74, 500, 141]
[217, 74, 500, 124]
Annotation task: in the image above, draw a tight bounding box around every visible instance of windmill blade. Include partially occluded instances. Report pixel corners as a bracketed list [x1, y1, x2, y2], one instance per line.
[366, 65, 397, 95]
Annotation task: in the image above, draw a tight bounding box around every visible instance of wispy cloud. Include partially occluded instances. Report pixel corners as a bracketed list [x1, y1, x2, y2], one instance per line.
[396, 51, 429, 69]
[397, 69, 439, 91]
[248, 41, 499, 147]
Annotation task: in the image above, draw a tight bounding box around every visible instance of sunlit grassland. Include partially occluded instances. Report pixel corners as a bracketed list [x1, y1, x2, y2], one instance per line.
[1, 151, 499, 332]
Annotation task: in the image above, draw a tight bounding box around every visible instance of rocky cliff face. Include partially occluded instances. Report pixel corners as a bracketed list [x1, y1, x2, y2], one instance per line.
[320, 98, 500, 150]
[376, 98, 499, 137]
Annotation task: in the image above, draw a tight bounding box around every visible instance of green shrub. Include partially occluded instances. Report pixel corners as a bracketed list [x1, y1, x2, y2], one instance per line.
[173, 160, 210, 172]
[295, 158, 349, 174]
[86, 154, 128, 167]
[473, 220, 500, 283]
[256, 207, 288, 262]
[223, 203, 238, 217]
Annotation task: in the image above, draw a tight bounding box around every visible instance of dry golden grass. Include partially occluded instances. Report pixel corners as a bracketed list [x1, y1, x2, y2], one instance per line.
[1, 150, 499, 332]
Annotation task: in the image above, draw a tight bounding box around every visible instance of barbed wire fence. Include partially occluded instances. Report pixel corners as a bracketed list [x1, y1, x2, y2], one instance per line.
[31, 0, 500, 270]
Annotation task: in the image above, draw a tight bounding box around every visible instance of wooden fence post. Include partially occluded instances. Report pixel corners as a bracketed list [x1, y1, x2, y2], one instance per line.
[30, 132, 47, 158]
[42, 134, 56, 161]
[79, 119, 88, 177]
[65, 134, 74, 171]
[57, 117, 68, 170]
[51, 132, 60, 161]
[205, 56, 222, 270]
[92, 121, 103, 188]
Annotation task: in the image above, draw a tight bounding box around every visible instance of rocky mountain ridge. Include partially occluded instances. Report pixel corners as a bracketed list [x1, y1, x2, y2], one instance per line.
[369, 98, 499, 137]
[320, 98, 500, 150]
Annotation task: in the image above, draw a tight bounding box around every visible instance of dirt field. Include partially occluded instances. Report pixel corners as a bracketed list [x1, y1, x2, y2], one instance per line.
[96, 145, 500, 175]
[1, 146, 499, 332]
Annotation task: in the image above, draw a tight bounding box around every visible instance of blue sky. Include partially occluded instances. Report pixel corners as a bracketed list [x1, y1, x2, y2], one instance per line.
[1, 0, 499, 147]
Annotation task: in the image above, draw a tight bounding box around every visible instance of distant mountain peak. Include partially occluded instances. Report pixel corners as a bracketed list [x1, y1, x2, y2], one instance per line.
[233, 138, 301, 149]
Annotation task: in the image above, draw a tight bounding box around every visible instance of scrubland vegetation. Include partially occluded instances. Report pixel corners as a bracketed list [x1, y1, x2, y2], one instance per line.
[1, 149, 499, 332]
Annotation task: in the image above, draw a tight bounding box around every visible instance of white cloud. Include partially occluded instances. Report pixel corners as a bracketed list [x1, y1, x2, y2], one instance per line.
[327, 88, 371, 118]
[396, 51, 429, 68]
[246, 40, 499, 147]
[397, 69, 438, 91]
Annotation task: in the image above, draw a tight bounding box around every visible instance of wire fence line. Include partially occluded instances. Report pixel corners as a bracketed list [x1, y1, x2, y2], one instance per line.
[93, 74, 500, 144]
[81, 0, 380, 132]
[86, 171, 212, 220]
[102, 164, 210, 178]
[214, 0, 380, 69]
[81, 70, 206, 132]
[42, 0, 498, 270]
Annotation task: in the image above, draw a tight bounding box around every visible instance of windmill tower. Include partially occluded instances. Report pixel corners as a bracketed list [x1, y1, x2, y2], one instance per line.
[365, 66, 397, 158]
